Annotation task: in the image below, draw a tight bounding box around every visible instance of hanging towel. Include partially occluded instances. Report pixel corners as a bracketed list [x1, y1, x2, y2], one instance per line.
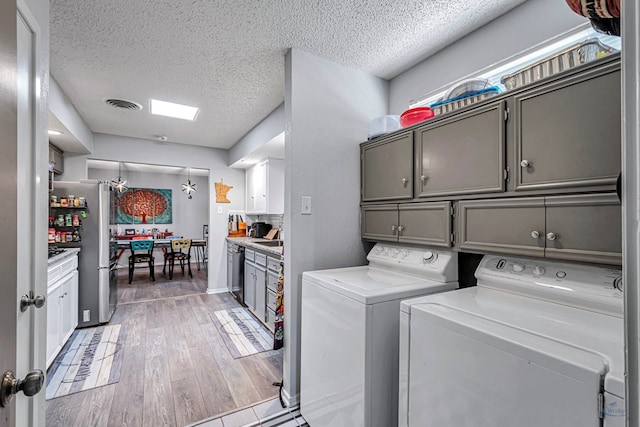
[273, 260, 284, 350]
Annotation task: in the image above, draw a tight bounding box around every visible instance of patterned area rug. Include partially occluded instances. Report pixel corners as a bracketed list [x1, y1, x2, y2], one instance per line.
[211, 308, 273, 359]
[46, 324, 125, 400]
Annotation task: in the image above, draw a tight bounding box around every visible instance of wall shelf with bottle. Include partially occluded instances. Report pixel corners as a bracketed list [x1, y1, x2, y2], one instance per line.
[49, 195, 88, 244]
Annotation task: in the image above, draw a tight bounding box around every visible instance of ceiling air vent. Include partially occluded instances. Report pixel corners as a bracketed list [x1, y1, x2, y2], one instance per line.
[104, 98, 143, 111]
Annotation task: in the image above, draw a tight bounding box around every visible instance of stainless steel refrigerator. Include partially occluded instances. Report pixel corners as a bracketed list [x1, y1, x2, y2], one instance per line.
[53, 180, 118, 327]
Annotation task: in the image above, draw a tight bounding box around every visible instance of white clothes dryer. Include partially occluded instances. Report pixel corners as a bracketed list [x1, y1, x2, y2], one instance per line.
[399, 255, 624, 427]
[300, 243, 459, 427]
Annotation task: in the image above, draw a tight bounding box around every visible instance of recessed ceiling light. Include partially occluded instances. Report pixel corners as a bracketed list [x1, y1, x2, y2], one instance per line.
[48, 129, 63, 136]
[150, 99, 199, 121]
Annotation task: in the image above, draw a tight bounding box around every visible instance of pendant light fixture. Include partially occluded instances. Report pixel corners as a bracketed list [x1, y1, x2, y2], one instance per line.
[182, 167, 197, 199]
[111, 162, 128, 193]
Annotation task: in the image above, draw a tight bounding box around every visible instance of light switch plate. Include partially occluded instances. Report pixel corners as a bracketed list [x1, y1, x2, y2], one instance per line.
[301, 196, 312, 215]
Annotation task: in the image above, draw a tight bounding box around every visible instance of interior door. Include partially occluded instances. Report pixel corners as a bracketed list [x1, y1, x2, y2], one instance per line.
[0, 2, 48, 426]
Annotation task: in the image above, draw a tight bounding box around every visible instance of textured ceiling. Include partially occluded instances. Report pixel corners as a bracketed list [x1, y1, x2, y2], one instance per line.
[50, 0, 526, 150]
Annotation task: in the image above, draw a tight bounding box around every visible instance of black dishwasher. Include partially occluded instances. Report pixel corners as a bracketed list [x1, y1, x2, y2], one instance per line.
[228, 244, 245, 304]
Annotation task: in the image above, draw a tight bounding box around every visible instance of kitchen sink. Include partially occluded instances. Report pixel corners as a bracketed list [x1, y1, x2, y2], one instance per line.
[253, 240, 283, 247]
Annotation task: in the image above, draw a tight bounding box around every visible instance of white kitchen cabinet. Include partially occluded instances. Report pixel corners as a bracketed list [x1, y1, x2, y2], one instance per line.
[246, 159, 284, 214]
[47, 253, 79, 368]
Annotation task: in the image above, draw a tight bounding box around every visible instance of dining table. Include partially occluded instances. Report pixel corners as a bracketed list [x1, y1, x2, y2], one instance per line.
[115, 238, 208, 272]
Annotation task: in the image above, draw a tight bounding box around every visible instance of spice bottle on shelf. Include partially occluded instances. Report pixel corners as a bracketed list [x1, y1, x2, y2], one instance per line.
[65, 214, 73, 226]
[72, 215, 79, 226]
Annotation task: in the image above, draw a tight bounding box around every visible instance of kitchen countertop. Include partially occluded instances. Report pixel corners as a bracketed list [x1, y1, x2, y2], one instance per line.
[48, 247, 81, 266]
[226, 236, 284, 258]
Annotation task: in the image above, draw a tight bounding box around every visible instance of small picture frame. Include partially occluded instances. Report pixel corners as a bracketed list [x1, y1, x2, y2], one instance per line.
[125, 228, 135, 236]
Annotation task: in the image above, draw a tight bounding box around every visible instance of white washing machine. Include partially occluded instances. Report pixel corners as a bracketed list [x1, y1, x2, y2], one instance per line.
[300, 243, 459, 427]
[399, 255, 624, 427]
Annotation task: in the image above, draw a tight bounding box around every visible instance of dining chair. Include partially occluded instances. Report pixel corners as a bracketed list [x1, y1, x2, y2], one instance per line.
[128, 239, 155, 284]
[163, 238, 192, 280]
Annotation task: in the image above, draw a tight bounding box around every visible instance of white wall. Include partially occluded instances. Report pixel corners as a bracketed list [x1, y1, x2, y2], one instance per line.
[283, 48, 388, 404]
[229, 103, 285, 165]
[623, 1, 640, 424]
[389, 0, 585, 114]
[49, 75, 94, 153]
[70, 133, 246, 293]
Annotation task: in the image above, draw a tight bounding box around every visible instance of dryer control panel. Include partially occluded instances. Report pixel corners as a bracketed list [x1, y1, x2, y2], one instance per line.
[367, 243, 458, 283]
[476, 255, 623, 317]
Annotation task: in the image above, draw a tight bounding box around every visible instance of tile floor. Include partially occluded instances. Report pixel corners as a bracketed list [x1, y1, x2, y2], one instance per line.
[191, 397, 307, 427]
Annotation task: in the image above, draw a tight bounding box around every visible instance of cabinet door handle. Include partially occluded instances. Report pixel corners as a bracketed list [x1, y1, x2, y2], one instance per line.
[397, 225, 405, 233]
[530, 230, 540, 239]
[520, 160, 531, 168]
[420, 175, 427, 184]
[546, 232, 557, 241]
[401, 178, 408, 185]
[391, 225, 397, 232]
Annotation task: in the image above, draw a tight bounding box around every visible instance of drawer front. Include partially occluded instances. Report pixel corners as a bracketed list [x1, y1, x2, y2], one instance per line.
[267, 288, 277, 310]
[267, 257, 280, 272]
[59, 256, 78, 277]
[245, 249, 255, 262]
[267, 270, 278, 293]
[267, 307, 276, 329]
[255, 252, 267, 267]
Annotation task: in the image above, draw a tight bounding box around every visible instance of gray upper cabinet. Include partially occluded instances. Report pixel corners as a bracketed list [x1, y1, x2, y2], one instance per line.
[458, 198, 546, 258]
[513, 64, 621, 192]
[416, 101, 506, 198]
[362, 202, 452, 247]
[398, 202, 452, 247]
[458, 193, 621, 265]
[361, 132, 413, 202]
[361, 205, 399, 242]
[544, 193, 621, 265]
[49, 144, 63, 174]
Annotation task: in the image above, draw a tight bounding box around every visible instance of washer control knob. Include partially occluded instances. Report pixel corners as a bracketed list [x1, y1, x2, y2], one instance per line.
[423, 251, 436, 263]
[512, 263, 525, 273]
[532, 266, 545, 276]
[400, 249, 410, 258]
[556, 271, 567, 279]
[374, 246, 384, 254]
[614, 276, 623, 292]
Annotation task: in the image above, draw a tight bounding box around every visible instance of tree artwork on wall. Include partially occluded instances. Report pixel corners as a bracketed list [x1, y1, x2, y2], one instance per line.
[116, 188, 172, 224]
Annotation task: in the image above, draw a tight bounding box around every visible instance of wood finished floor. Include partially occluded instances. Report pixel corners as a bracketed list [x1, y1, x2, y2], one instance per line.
[46, 265, 283, 427]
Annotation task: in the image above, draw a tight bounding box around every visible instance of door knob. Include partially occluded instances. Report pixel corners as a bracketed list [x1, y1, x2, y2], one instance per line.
[546, 232, 557, 241]
[0, 370, 44, 407]
[530, 231, 540, 239]
[401, 178, 408, 185]
[520, 160, 531, 168]
[20, 291, 45, 313]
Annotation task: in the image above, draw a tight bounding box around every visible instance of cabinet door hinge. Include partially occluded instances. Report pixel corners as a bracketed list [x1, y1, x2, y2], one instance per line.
[598, 392, 604, 419]
[504, 107, 510, 122]
[503, 167, 510, 182]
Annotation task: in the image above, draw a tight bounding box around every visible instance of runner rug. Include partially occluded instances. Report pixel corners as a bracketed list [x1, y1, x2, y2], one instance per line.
[211, 308, 272, 359]
[46, 324, 124, 400]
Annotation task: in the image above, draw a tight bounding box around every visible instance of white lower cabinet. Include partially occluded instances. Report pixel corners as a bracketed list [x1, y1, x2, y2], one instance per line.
[47, 254, 79, 368]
